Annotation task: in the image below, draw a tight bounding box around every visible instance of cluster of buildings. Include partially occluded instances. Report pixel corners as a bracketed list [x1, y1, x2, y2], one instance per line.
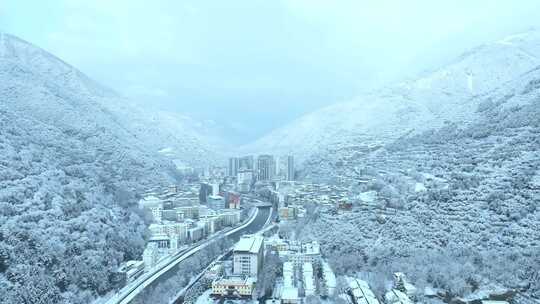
[137, 184, 244, 271]
[206, 234, 337, 303]
[266, 238, 336, 303]
[342, 273, 417, 304]
[274, 182, 354, 222]
[199, 180, 242, 210]
[206, 235, 336, 304]
[198, 232, 429, 304]
[227, 155, 295, 193]
[210, 235, 265, 298]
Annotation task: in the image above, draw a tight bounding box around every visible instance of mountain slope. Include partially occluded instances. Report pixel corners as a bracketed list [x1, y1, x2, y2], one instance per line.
[242, 30, 540, 162]
[299, 62, 540, 301]
[0, 32, 220, 167]
[0, 32, 209, 303]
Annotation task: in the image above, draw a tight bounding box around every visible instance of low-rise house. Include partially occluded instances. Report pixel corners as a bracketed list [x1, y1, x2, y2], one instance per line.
[211, 276, 256, 298]
[205, 263, 224, 280]
[347, 278, 380, 304]
[266, 237, 289, 252]
[290, 241, 321, 267]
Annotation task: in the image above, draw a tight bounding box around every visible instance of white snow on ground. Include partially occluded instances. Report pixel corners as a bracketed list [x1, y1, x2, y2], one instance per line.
[195, 289, 214, 304]
[532, 171, 540, 187]
[195, 290, 257, 304]
[0, 32, 5, 57]
[422, 173, 447, 184]
[158, 147, 177, 158]
[467, 72, 474, 93]
[358, 191, 377, 202]
[414, 182, 427, 192]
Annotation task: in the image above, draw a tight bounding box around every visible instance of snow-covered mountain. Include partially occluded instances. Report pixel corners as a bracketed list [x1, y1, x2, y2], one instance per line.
[299, 58, 540, 300]
[290, 33, 540, 300]
[0, 32, 227, 303]
[99, 100, 224, 166]
[241, 30, 540, 162]
[0, 32, 221, 167]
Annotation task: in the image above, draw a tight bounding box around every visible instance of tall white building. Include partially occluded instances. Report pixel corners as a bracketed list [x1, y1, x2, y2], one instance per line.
[287, 155, 295, 181]
[211, 183, 220, 196]
[237, 169, 254, 193]
[228, 157, 239, 177]
[257, 155, 275, 181]
[233, 235, 264, 277]
[239, 155, 254, 170]
[275, 155, 280, 177]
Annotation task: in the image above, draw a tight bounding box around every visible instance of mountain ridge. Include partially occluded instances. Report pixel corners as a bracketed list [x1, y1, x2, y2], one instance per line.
[0, 32, 220, 167]
[240, 30, 540, 163]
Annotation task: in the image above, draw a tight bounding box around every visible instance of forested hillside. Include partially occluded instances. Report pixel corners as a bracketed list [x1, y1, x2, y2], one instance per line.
[0, 33, 186, 303]
[299, 66, 540, 300]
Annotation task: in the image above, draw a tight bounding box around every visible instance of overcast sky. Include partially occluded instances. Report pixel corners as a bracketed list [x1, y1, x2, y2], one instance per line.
[2, 0, 540, 142]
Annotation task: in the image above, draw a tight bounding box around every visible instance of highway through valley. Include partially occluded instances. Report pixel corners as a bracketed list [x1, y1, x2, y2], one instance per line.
[106, 205, 273, 304]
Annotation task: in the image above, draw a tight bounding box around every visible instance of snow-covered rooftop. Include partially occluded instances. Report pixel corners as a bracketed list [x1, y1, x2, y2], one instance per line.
[213, 275, 255, 285]
[322, 262, 336, 288]
[385, 289, 413, 304]
[234, 235, 264, 254]
[139, 195, 162, 206]
[281, 287, 299, 301]
[348, 278, 380, 304]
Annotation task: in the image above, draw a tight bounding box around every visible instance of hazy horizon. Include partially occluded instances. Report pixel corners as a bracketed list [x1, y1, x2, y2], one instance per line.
[2, 0, 540, 143]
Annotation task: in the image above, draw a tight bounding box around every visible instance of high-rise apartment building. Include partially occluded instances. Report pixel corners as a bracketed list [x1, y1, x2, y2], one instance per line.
[239, 156, 254, 171]
[257, 154, 275, 181]
[287, 155, 295, 181]
[228, 157, 239, 177]
[233, 235, 264, 277]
